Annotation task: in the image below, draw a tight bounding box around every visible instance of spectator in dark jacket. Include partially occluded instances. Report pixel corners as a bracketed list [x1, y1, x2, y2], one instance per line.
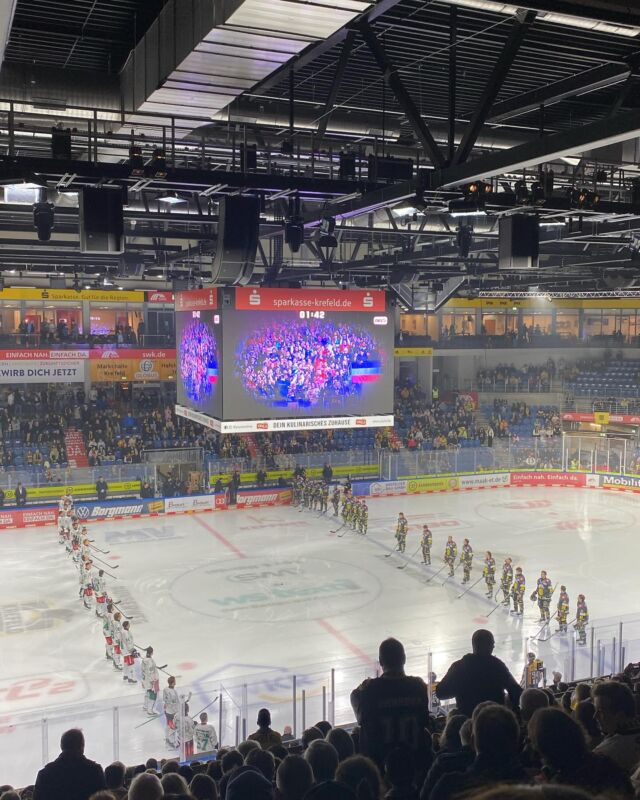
[322, 463, 333, 483]
[96, 477, 108, 501]
[430, 705, 528, 800]
[420, 716, 473, 800]
[0, 487, 4, 507]
[33, 728, 105, 800]
[435, 629, 521, 716]
[15, 483, 27, 507]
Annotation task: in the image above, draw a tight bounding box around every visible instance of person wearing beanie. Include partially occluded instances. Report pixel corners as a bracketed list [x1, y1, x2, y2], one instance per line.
[248, 708, 283, 749]
[226, 765, 274, 800]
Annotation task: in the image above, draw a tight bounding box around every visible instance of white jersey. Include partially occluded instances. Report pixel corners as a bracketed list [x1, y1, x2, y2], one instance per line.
[180, 714, 196, 742]
[141, 657, 159, 689]
[58, 513, 71, 532]
[102, 614, 113, 637]
[121, 628, 135, 655]
[163, 687, 179, 715]
[93, 573, 106, 595]
[112, 620, 122, 646]
[195, 723, 218, 752]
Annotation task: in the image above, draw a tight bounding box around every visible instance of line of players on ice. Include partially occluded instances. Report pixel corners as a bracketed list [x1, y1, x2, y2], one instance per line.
[56, 494, 218, 756]
[292, 477, 369, 534]
[393, 512, 590, 644]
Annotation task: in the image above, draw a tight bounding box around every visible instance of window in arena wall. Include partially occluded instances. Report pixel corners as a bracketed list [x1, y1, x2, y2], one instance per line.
[583, 311, 604, 338]
[0, 306, 20, 335]
[522, 312, 552, 335]
[619, 313, 637, 342]
[400, 313, 427, 336]
[441, 311, 476, 335]
[25, 303, 83, 335]
[556, 310, 579, 339]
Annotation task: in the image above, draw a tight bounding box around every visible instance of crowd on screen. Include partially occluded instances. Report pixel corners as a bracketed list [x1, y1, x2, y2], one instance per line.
[6, 633, 640, 800]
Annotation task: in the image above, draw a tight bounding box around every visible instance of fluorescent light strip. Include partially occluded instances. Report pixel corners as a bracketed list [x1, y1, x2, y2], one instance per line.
[444, 0, 640, 37]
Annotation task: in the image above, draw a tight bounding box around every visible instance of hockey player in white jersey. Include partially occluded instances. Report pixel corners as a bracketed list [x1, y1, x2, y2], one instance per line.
[93, 569, 107, 618]
[179, 702, 196, 758]
[81, 559, 94, 610]
[163, 676, 190, 748]
[111, 611, 123, 670]
[102, 602, 114, 660]
[194, 712, 218, 753]
[121, 620, 137, 684]
[141, 647, 160, 715]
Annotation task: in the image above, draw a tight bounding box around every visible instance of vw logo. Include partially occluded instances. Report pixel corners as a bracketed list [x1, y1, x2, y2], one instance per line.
[75, 506, 91, 519]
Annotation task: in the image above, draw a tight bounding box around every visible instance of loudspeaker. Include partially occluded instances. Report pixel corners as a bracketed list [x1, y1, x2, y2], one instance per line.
[499, 215, 539, 270]
[211, 196, 259, 285]
[79, 187, 124, 254]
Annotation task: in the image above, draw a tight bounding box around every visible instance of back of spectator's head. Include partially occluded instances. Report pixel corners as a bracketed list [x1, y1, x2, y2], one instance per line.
[459, 719, 473, 748]
[303, 782, 357, 800]
[60, 728, 84, 755]
[592, 680, 636, 734]
[573, 683, 591, 704]
[227, 766, 274, 800]
[326, 728, 354, 762]
[574, 700, 600, 741]
[257, 708, 272, 728]
[464, 786, 593, 800]
[190, 774, 217, 800]
[162, 761, 180, 775]
[269, 744, 289, 760]
[314, 721, 332, 737]
[305, 740, 339, 783]
[146, 758, 159, 771]
[237, 739, 260, 758]
[128, 773, 163, 800]
[277, 755, 314, 800]
[161, 774, 188, 795]
[440, 713, 467, 751]
[222, 750, 244, 775]
[302, 727, 324, 750]
[384, 746, 414, 789]
[473, 705, 519, 759]
[471, 629, 495, 656]
[105, 762, 126, 789]
[520, 688, 550, 723]
[378, 638, 405, 671]
[529, 707, 588, 770]
[245, 747, 276, 781]
[1, 793, 21, 800]
[335, 756, 382, 800]
[178, 765, 193, 783]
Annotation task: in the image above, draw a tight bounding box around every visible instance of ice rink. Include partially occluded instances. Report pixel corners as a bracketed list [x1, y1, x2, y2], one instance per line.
[3, 485, 640, 785]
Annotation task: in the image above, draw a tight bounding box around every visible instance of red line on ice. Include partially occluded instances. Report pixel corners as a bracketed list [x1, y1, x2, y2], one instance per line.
[316, 619, 377, 669]
[194, 517, 247, 559]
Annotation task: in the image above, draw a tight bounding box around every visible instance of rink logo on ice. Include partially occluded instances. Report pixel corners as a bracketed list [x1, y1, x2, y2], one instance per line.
[171, 557, 381, 623]
[0, 673, 86, 712]
[0, 600, 73, 635]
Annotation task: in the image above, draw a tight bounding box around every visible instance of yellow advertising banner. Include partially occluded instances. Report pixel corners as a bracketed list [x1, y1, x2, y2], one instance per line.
[0, 288, 144, 302]
[3, 480, 141, 501]
[394, 347, 433, 357]
[91, 357, 177, 383]
[406, 476, 460, 493]
[594, 411, 610, 425]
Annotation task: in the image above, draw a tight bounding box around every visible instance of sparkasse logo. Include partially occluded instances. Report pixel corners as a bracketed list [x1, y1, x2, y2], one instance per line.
[363, 293, 374, 308]
[355, 418, 366, 425]
[249, 290, 261, 306]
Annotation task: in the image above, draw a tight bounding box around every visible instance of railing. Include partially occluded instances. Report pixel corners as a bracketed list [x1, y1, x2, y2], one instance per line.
[0, 334, 176, 349]
[208, 449, 382, 475]
[0, 462, 156, 490]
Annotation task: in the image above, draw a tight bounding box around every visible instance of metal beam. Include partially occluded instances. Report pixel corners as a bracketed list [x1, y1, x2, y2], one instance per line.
[236, 0, 406, 98]
[489, 63, 630, 123]
[453, 10, 536, 165]
[437, 107, 640, 188]
[448, 5, 457, 165]
[316, 31, 356, 142]
[357, 22, 446, 169]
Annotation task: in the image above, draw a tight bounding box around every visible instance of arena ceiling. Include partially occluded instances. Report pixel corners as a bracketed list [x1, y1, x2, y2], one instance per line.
[0, 0, 639, 299]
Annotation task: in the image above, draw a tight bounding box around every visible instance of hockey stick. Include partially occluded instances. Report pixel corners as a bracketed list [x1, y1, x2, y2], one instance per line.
[98, 567, 119, 580]
[457, 574, 484, 599]
[89, 543, 110, 555]
[90, 554, 119, 570]
[134, 714, 162, 730]
[426, 563, 447, 583]
[385, 547, 401, 558]
[193, 695, 219, 718]
[331, 523, 346, 534]
[337, 527, 353, 538]
[486, 600, 507, 617]
[112, 602, 131, 619]
[534, 612, 559, 642]
[398, 545, 422, 569]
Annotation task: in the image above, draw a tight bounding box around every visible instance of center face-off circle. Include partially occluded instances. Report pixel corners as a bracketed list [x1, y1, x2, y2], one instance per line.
[171, 557, 381, 623]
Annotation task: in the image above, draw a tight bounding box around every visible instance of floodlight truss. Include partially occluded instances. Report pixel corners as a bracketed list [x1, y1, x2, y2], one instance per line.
[478, 289, 640, 299]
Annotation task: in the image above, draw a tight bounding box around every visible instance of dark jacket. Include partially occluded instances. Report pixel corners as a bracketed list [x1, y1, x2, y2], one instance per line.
[420, 747, 475, 800]
[435, 652, 522, 717]
[15, 485, 27, 506]
[34, 752, 105, 800]
[430, 754, 528, 800]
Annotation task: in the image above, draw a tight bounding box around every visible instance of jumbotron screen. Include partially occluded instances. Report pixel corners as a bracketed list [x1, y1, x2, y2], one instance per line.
[175, 288, 222, 419]
[222, 288, 394, 423]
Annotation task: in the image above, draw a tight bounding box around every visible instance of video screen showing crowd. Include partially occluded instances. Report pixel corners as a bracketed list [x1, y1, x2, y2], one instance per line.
[296, 470, 590, 650]
[56, 495, 218, 757]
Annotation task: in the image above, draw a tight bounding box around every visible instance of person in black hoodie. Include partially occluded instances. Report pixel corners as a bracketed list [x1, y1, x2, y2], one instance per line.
[33, 728, 105, 800]
[435, 629, 521, 716]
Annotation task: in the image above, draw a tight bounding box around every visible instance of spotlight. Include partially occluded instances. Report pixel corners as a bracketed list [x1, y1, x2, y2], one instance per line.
[317, 216, 337, 248]
[285, 219, 304, 253]
[456, 225, 473, 258]
[150, 148, 167, 178]
[33, 201, 54, 241]
[128, 145, 145, 176]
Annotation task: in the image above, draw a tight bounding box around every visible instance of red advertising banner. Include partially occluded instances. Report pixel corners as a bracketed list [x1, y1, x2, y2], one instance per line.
[562, 412, 640, 424]
[0, 350, 90, 360]
[146, 291, 175, 303]
[175, 288, 218, 312]
[510, 471, 586, 487]
[0, 507, 58, 529]
[235, 287, 387, 312]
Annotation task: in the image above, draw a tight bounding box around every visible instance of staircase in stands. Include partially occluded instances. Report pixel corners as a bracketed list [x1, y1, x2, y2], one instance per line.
[241, 433, 258, 459]
[64, 428, 89, 468]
